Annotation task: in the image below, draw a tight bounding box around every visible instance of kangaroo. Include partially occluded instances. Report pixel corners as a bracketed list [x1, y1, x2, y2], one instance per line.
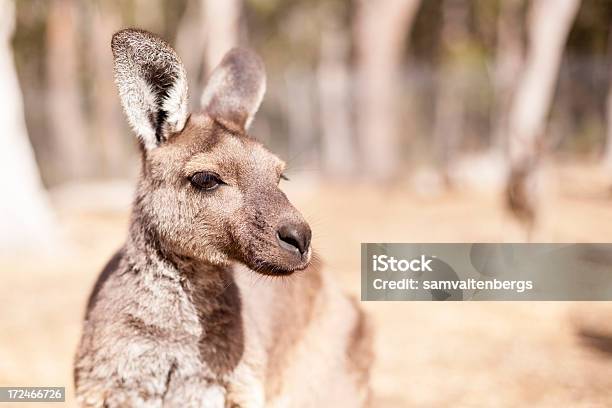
[74, 29, 372, 407]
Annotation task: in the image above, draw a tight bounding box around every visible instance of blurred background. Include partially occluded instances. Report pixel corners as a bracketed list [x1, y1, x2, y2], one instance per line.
[2, 0, 612, 406]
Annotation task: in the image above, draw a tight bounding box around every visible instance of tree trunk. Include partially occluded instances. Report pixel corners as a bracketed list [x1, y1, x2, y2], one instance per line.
[0, 0, 57, 250]
[88, 1, 125, 177]
[604, 81, 612, 172]
[493, 0, 524, 151]
[177, 0, 241, 110]
[318, 19, 355, 179]
[133, 0, 164, 33]
[46, 0, 90, 182]
[201, 0, 240, 75]
[505, 0, 580, 233]
[354, 0, 421, 182]
[175, 0, 207, 111]
[602, 27, 612, 172]
[285, 67, 317, 172]
[432, 0, 469, 187]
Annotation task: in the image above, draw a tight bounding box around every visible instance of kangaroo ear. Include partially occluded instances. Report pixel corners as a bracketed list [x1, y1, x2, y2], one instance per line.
[111, 29, 189, 150]
[200, 48, 266, 130]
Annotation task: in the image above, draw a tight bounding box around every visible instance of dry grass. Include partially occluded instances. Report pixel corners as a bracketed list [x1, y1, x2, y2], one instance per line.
[2, 163, 612, 407]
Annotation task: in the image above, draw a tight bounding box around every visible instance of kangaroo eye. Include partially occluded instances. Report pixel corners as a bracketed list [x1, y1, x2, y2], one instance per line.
[190, 172, 222, 191]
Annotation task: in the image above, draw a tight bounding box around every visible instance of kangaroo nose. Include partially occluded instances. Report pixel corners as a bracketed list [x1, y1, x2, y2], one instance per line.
[276, 222, 311, 256]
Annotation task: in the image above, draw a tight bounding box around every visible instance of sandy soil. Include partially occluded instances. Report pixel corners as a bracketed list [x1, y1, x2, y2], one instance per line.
[2, 163, 612, 407]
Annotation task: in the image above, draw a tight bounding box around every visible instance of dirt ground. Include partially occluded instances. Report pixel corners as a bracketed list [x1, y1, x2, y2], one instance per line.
[2, 163, 612, 407]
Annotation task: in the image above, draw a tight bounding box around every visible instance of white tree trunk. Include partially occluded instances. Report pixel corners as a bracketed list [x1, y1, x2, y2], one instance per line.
[354, 0, 421, 181]
[46, 0, 90, 181]
[508, 0, 580, 166]
[0, 0, 57, 250]
[201, 0, 240, 74]
[318, 20, 355, 179]
[493, 0, 524, 151]
[506, 0, 580, 231]
[177, 0, 240, 110]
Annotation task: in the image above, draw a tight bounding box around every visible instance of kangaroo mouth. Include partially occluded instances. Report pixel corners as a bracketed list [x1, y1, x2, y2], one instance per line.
[249, 251, 311, 276]
[234, 224, 313, 276]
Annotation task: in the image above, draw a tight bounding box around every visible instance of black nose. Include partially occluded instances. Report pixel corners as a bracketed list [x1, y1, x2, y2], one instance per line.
[276, 222, 311, 256]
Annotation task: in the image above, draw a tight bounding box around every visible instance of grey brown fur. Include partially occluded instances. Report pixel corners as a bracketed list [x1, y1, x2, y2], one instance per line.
[74, 28, 372, 407]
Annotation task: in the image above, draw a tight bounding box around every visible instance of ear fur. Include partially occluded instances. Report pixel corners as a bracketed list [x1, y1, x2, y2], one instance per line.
[200, 48, 266, 130]
[111, 28, 189, 150]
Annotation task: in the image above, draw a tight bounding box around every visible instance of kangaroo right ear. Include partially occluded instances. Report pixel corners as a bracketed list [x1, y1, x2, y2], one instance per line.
[111, 29, 189, 150]
[200, 48, 266, 130]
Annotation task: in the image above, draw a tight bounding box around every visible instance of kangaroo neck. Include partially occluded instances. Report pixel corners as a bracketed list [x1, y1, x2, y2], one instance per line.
[125, 211, 245, 375]
[125, 208, 234, 295]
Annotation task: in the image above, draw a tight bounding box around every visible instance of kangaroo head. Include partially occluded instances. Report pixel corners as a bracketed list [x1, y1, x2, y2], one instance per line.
[112, 29, 311, 275]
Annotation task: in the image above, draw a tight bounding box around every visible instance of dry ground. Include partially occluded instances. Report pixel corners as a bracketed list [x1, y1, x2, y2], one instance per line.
[2, 163, 612, 407]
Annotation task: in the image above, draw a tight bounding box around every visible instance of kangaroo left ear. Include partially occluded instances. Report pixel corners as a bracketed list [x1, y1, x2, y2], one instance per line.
[112, 29, 189, 150]
[200, 48, 266, 130]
